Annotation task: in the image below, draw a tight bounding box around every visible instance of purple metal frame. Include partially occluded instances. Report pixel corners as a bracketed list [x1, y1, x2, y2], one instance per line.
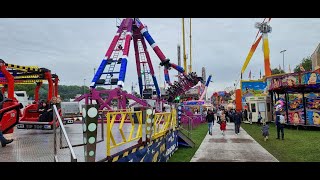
[79, 18, 202, 110]
[75, 88, 148, 110]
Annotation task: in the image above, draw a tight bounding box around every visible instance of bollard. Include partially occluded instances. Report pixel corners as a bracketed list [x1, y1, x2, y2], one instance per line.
[177, 104, 182, 128]
[145, 108, 154, 144]
[82, 104, 99, 162]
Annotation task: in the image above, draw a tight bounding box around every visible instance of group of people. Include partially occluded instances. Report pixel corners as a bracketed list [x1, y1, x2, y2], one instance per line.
[206, 108, 243, 136]
[205, 107, 285, 142]
[38, 96, 61, 122]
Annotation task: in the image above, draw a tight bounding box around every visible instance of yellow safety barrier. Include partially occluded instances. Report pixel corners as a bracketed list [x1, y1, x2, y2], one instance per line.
[151, 108, 177, 139]
[105, 110, 143, 156]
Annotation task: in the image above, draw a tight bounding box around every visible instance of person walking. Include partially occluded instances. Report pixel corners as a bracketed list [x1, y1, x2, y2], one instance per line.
[257, 111, 262, 125]
[261, 122, 269, 141]
[249, 110, 252, 124]
[216, 109, 221, 123]
[220, 118, 227, 136]
[234, 110, 242, 135]
[206, 110, 215, 136]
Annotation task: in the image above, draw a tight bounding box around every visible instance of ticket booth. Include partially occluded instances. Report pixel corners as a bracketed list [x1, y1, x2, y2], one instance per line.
[245, 96, 272, 122]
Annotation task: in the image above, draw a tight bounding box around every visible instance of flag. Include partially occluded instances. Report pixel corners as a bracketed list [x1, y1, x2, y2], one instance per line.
[248, 70, 251, 79]
[260, 69, 262, 79]
[289, 64, 291, 73]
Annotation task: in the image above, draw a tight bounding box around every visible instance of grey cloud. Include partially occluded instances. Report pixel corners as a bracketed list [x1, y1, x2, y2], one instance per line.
[1, 18, 320, 97]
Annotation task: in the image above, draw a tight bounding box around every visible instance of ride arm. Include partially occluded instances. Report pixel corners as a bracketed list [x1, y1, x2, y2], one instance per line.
[135, 18, 185, 84]
[199, 75, 212, 101]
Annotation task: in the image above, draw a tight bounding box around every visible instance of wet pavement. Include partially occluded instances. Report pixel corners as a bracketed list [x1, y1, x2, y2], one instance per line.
[0, 123, 143, 162]
[190, 122, 278, 162]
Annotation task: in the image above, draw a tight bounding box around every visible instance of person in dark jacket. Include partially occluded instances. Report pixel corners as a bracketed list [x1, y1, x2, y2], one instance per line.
[234, 111, 242, 135]
[244, 109, 248, 121]
[206, 110, 215, 135]
[249, 110, 252, 124]
[261, 122, 269, 141]
[275, 110, 285, 140]
[38, 100, 49, 122]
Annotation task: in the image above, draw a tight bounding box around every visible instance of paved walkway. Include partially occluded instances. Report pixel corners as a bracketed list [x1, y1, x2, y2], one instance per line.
[191, 122, 278, 162]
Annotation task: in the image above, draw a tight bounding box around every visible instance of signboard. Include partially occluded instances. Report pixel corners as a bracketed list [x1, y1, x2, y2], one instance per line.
[241, 80, 267, 103]
[17, 123, 52, 130]
[185, 88, 198, 95]
[183, 101, 205, 106]
[61, 102, 80, 116]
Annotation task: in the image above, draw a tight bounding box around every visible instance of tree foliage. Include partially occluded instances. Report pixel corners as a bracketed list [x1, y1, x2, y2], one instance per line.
[14, 84, 106, 101]
[294, 57, 312, 73]
[271, 68, 285, 75]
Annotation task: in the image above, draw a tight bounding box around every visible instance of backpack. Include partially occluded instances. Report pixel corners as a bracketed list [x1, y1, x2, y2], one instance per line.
[279, 115, 285, 124]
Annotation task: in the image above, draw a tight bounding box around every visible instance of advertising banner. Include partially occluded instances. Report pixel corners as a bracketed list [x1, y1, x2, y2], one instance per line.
[113, 131, 178, 162]
[241, 80, 267, 103]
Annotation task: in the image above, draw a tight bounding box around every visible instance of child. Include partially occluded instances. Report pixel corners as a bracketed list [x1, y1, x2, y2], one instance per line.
[220, 118, 226, 136]
[261, 122, 269, 141]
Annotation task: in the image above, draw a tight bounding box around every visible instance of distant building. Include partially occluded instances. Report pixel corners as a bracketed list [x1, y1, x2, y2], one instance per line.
[311, 43, 320, 70]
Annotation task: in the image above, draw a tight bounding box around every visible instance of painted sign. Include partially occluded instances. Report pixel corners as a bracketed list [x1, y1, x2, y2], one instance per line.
[288, 110, 305, 125]
[305, 93, 320, 126]
[241, 80, 267, 103]
[281, 74, 300, 87]
[302, 72, 320, 85]
[306, 110, 320, 126]
[270, 77, 283, 89]
[288, 94, 303, 111]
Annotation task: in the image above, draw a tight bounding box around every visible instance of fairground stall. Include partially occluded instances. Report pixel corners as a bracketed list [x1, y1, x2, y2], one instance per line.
[266, 69, 320, 127]
[241, 80, 271, 122]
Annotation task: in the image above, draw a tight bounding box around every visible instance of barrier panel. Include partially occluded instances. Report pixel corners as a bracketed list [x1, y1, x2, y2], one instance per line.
[105, 110, 143, 156]
[151, 109, 177, 139]
[106, 130, 178, 162]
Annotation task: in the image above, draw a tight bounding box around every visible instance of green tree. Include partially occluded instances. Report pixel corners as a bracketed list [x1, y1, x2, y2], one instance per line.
[271, 68, 285, 75]
[13, 84, 107, 101]
[294, 56, 312, 73]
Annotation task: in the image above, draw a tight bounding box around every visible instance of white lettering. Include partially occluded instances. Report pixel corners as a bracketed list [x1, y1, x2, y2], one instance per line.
[165, 144, 176, 156]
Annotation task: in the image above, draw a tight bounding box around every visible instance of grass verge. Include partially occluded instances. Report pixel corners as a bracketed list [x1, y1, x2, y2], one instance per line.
[242, 123, 320, 162]
[168, 123, 208, 162]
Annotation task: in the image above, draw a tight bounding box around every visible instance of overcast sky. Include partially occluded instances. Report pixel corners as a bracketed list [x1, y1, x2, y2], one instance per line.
[0, 18, 319, 97]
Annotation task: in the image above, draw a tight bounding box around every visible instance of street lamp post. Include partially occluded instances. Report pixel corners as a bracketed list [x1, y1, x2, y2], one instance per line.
[280, 50, 286, 72]
[83, 78, 86, 94]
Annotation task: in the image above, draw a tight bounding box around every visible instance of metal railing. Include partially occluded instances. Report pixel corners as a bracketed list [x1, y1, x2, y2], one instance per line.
[180, 113, 193, 138]
[53, 105, 77, 162]
[59, 112, 104, 149]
